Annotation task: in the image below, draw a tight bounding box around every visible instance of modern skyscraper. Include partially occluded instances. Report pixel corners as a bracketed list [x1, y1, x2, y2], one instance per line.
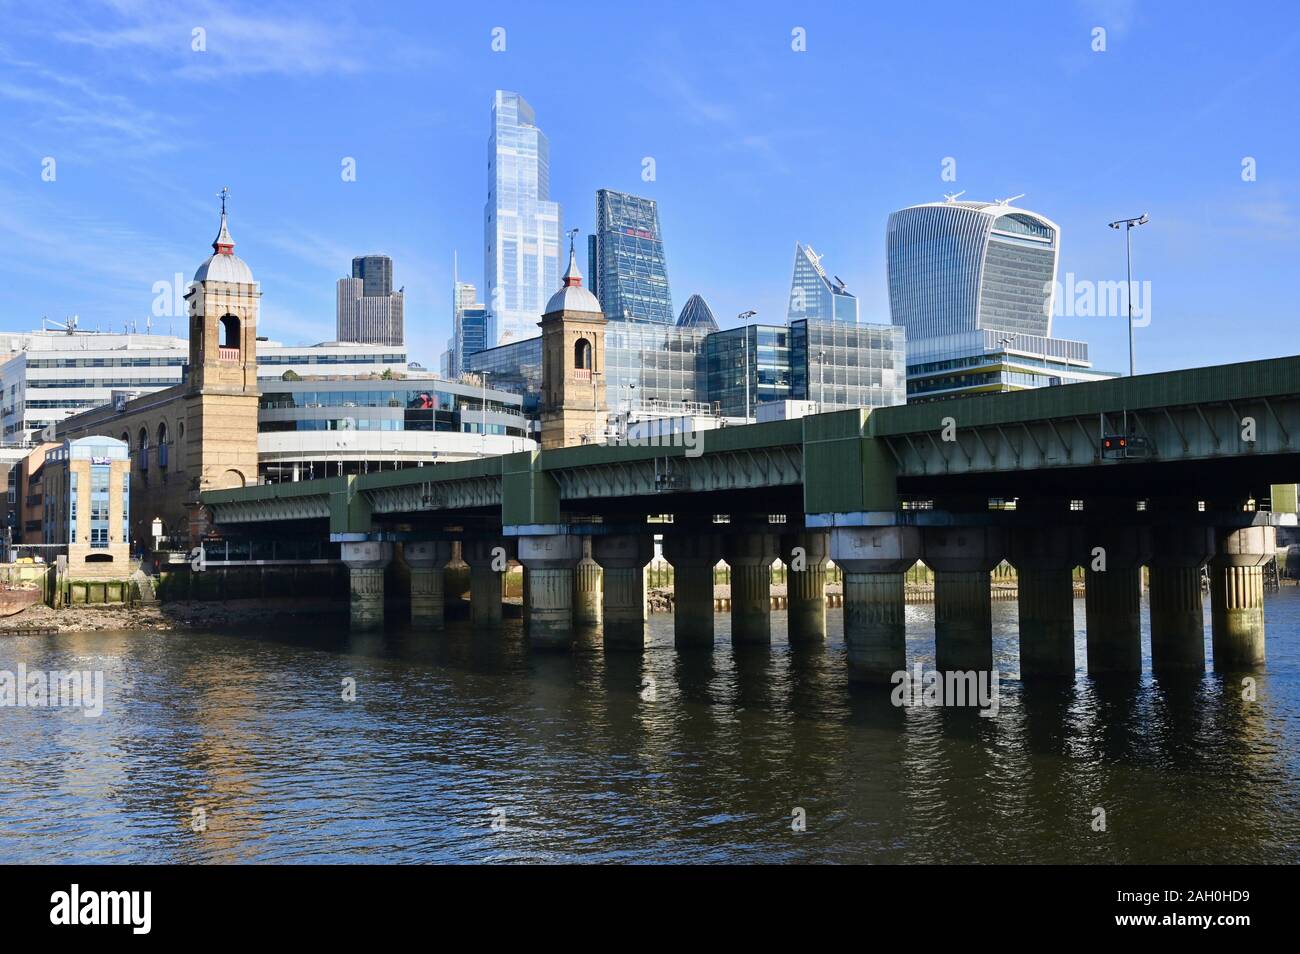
[886, 197, 1059, 340]
[886, 197, 1113, 401]
[337, 254, 403, 346]
[484, 91, 561, 346]
[591, 189, 674, 324]
[352, 255, 393, 298]
[786, 243, 859, 323]
[450, 259, 489, 379]
[676, 294, 719, 332]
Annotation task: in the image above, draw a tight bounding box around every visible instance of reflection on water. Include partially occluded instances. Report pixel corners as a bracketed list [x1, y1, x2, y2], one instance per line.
[2, 591, 1298, 863]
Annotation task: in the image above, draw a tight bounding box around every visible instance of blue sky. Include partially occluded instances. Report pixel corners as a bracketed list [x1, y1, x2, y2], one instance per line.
[1, 0, 1296, 375]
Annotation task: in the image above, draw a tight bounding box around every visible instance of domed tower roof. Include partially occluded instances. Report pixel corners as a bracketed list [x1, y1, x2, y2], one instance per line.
[544, 246, 602, 316]
[193, 192, 255, 285]
[676, 294, 718, 331]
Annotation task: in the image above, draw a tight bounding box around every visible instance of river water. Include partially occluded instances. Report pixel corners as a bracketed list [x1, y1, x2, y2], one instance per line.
[2, 592, 1298, 864]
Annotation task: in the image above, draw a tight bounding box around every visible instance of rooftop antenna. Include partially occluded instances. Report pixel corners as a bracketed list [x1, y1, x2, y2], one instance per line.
[943, 190, 967, 203]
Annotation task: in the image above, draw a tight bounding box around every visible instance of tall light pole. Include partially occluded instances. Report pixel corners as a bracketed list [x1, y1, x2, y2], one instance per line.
[1108, 213, 1149, 377]
[738, 310, 758, 421]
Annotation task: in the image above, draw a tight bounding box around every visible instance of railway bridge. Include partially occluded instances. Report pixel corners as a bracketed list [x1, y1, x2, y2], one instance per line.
[201, 355, 1300, 682]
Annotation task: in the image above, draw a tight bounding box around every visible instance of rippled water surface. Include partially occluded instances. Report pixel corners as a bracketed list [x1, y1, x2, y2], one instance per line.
[3, 592, 1299, 863]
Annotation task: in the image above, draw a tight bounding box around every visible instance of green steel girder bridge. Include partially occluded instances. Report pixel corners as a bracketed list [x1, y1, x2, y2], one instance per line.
[200, 355, 1300, 684]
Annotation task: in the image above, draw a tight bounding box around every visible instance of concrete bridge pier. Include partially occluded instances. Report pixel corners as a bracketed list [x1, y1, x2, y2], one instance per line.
[518, 534, 585, 651]
[342, 540, 393, 631]
[780, 529, 829, 643]
[1008, 521, 1081, 679]
[830, 524, 921, 683]
[593, 534, 654, 650]
[573, 536, 602, 627]
[404, 541, 452, 627]
[723, 528, 779, 646]
[1082, 524, 1150, 675]
[662, 530, 722, 649]
[462, 537, 514, 627]
[924, 525, 1005, 673]
[1209, 525, 1275, 669]
[1148, 524, 1215, 674]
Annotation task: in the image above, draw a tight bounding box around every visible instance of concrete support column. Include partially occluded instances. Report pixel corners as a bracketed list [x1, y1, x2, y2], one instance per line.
[517, 534, 584, 651]
[593, 534, 654, 650]
[1082, 525, 1150, 675]
[404, 540, 452, 627]
[780, 529, 829, 643]
[573, 537, 602, 627]
[341, 540, 393, 632]
[1148, 524, 1215, 673]
[1017, 567, 1077, 677]
[830, 525, 921, 683]
[1007, 522, 1080, 679]
[722, 529, 779, 646]
[662, 531, 722, 649]
[1209, 525, 1275, 669]
[924, 526, 1005, 673]
[462, 537, 514, 627]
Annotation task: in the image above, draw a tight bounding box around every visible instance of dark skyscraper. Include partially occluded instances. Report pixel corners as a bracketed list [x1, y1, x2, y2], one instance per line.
[592, 189, 673, 324]
[351, 255, 393, 298]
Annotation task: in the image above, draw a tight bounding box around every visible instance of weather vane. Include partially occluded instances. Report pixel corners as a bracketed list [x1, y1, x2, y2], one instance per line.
[567, 227, 580, 255]
[217, 186, 231, 214]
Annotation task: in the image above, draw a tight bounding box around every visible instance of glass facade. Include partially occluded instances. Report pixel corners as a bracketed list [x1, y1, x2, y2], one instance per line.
[465, 336, 544, 414]
[469, 320, 910, 421]
[705, 325, 792, 417]
[605, 324, 708, 409]
[258, 381, 526, 436]
[787, 243, 859, 324]
[790, 319, 906, 410]
[484, 91, 561, 345]
[905, 330, 1112, 402]
[592, 189, 674, 324]
[886, 201, 1058, 341]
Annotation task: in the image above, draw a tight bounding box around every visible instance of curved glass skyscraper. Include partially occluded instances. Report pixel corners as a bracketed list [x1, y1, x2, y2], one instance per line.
[886, 199, 1059, 340]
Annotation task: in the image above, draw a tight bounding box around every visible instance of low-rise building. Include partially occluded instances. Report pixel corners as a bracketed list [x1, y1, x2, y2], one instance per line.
[41, 436, 131, 577]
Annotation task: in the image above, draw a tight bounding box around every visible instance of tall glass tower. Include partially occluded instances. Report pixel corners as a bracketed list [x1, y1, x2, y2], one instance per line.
[591, 189, 673, 324]
[484, 91, 561, 346]
[886, 198, 1059, 340]
[786, 242, 858, 323]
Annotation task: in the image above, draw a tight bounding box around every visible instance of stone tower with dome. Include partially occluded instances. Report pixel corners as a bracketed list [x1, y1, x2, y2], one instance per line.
[57, 191, 261, 545]
[539, 238, 607, 450]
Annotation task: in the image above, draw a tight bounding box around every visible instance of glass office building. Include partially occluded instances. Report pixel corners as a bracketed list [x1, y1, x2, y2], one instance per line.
[790, 319, 906, 410]
[705, 325, 793, 417]
[605, 324, 709, 409]
[886, 198, 1059, 340]
[484, 91, 561, 346]
[676, 294, 719, 332]
[787, 243, 859, 324]
[905, 330, 1114, 403]
[469, 320, 909, 422]
[590, 189, 674, 324]
[465, 335, 544, 414]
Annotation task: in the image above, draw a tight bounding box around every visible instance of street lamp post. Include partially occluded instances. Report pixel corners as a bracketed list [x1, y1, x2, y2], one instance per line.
[738, 310, 758, 421]
[1108, 213, 1149, 377]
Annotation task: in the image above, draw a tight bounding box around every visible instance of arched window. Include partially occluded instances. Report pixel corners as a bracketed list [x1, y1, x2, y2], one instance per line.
[574, 338, 592, 371]
[157, 422, 169, 469]
[219, 315, 240, 354]
[138, 427, 150, 471]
